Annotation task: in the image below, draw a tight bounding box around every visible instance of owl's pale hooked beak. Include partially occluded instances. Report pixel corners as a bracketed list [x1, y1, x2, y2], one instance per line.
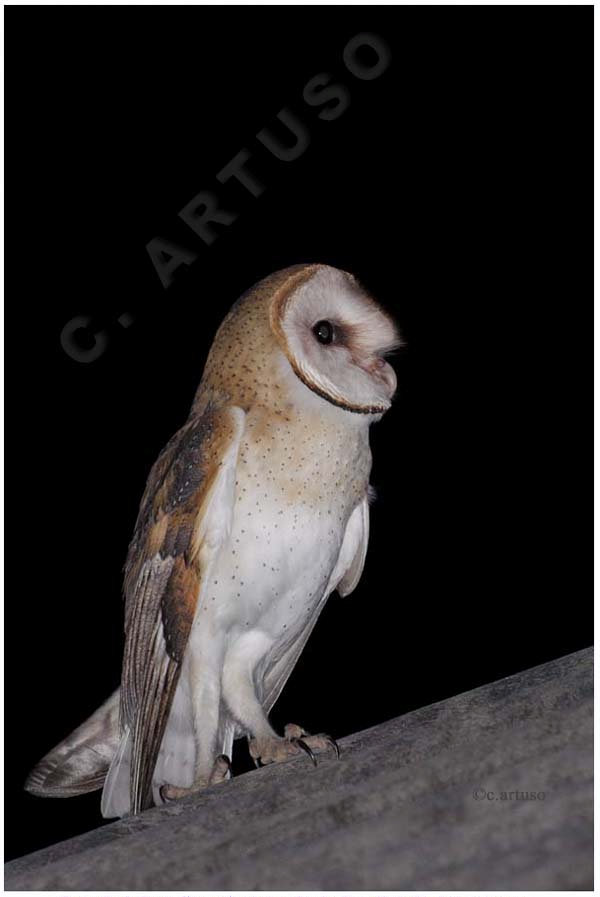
[357, 356, 397, 400]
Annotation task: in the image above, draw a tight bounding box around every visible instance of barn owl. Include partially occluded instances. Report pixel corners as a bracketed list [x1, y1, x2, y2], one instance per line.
[26, 263, 399, 818]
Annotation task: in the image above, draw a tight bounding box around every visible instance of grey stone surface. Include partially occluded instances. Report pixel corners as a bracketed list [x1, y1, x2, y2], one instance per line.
[5, 648, 593, 891]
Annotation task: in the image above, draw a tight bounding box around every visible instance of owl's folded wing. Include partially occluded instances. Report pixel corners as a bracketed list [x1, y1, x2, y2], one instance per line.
[118, 404, 245, 815]
[336, 494, 370, 597]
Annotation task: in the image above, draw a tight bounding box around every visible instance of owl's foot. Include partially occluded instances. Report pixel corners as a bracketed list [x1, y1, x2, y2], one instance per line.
[249, 724, 340, 768]
[284, 723, 341, 760]
[159, 753, 231, 802]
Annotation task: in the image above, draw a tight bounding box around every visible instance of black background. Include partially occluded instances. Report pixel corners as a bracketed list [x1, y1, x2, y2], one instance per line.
[6, 7, 591, 861]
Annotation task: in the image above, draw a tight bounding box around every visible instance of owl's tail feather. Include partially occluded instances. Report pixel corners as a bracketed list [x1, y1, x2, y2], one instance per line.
[25, 689, 121, 799]
[100, 726, 132, 818]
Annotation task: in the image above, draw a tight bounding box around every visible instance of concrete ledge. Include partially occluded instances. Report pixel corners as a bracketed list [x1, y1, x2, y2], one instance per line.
[5, 647, 593, 890]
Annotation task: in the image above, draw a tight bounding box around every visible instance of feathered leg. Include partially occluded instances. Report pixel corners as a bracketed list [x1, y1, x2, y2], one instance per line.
[221, 635, 338, 767]
[159, 632, 232, 803]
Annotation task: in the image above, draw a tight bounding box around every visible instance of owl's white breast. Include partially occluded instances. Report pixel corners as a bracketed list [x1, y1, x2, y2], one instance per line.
[190, 400, 371, 704]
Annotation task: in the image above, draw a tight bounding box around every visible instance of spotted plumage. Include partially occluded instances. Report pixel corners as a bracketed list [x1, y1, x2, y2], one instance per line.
[26, 263, 399, 817]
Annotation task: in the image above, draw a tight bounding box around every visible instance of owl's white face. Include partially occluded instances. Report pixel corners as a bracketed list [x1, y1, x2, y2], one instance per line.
[273, 266, 399, 415]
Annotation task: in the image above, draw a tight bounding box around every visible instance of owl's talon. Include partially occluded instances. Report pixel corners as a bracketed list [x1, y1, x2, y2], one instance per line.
[292, 737, 317, 766]
[325, 735, 341, 759]
[283, 723, 339, 759]
[291, 730, 340, 759]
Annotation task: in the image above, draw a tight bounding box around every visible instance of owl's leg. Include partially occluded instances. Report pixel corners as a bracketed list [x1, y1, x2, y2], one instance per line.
[160, 636, 231, 803]
[221, 636, 339, 766]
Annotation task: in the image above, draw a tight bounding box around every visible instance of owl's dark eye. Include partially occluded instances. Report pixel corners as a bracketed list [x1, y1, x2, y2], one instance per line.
[313, 320, 334, 345]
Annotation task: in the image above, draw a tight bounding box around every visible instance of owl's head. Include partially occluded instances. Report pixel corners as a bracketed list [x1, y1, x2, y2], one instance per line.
[196, 264, 400, 418]
[270, 265, 400, 415]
